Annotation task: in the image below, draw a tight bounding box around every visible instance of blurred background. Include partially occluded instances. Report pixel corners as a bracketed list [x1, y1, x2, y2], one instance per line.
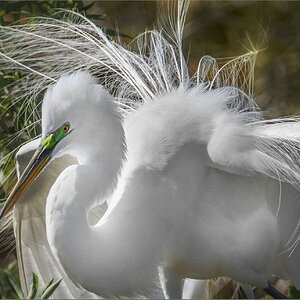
[0, 0, 299, 298]
[89, 1, 300, 116]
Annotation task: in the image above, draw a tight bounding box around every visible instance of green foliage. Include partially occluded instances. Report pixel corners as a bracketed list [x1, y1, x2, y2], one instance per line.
[0, 1, 95, 25]
[0, 1, 92, 299]
[25, 272, 62, 299]
[0, 0, 106, 169]
[27, 273, 38, 299]
[40, 278, 62, 299]
[0, 261, 22, 299]
[0, 0, 97, 148]
[288, 285, 300, 299]
[0, 261, 62, 299]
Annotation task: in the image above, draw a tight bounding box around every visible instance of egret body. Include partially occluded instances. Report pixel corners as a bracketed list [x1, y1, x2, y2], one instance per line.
[0, 1, 300, 298]
[3, 71, 299, 298]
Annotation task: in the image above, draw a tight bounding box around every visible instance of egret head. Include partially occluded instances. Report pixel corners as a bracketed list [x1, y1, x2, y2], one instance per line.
[0, 71, 123, 218]
[41, 71, 122, 161]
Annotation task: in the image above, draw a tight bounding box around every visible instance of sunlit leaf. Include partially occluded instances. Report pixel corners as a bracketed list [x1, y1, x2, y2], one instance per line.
[27, 273, 39, 299]
[40, 279, 62, 299]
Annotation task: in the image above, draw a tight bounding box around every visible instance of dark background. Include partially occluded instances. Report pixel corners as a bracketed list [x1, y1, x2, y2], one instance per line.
[90, 1, 300, 116]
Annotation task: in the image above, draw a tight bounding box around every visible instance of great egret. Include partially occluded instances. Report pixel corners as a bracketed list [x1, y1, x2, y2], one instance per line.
[0, 1, 219, 297]
[12, 127, 210, 299]
[0, 0, 299, 298]
[1, 70, 300, 298]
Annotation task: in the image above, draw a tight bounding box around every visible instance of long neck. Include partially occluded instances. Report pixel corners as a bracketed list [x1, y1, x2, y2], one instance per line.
[45, 108, 130, 292]
[46, 148, 164, 298]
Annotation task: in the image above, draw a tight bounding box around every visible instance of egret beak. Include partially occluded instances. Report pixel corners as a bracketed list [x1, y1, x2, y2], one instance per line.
[0, 143, 53, 219]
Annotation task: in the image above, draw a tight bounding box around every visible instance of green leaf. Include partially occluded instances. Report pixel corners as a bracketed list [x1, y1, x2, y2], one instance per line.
[288, 285, 300, 299]
[5, 271, 24, 299]
[40, 279, 62, 299]
[41, 278, 54, 293]
[27, 273, 39, 299]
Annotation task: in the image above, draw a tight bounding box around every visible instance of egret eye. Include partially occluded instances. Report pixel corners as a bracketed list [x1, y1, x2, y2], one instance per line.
[62, 123, 70, 133]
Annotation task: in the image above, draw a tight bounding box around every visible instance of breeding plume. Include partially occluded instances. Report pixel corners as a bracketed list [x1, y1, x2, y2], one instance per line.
[0, 0, 299, 298]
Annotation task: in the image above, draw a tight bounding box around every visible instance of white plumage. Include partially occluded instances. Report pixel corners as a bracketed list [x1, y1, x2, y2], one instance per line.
[14, 138, 97, 298]
[0, 0, 299, 298]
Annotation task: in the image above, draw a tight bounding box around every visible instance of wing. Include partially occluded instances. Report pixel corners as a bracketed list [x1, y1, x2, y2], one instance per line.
[14, 139, 99, 298]
[122, 88, 300, 290]
[206, 117, 300, 288]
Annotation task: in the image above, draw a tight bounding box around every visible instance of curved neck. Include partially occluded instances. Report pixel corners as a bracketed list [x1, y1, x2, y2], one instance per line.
[45, 105, 128, 293]
[46, 160, 164, 297]
[46, 158, 122, 292]
[45, 104, 164, 296]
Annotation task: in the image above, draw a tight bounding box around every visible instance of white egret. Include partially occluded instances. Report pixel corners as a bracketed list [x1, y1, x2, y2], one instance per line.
[1, 70, 300, 298]
[0, 2, 217, 297]
[0, 0, 299, 298]
[13, 130, 209, 299]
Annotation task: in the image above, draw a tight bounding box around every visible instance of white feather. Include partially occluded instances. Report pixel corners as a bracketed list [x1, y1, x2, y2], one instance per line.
[14, 139, 98, 298]
[0, 0, 299, 296]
